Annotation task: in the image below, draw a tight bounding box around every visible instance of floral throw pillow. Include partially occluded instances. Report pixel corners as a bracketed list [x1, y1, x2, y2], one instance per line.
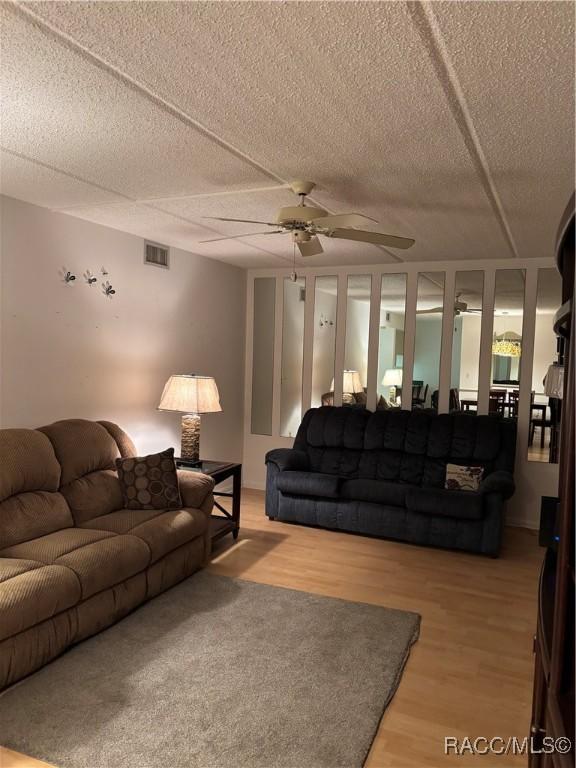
[116, 448, 182, 510]
[445, 463, 484, 492]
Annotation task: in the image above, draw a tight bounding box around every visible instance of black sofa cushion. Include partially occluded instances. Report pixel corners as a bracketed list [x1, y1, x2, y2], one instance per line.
[276, 471, 340, 499]
[340, 478, 408, 508]
[479, 470, 515, 500]
[405, 486, 484, 520]
[265, 448, 309, 472]
[293, 407, 517, 487]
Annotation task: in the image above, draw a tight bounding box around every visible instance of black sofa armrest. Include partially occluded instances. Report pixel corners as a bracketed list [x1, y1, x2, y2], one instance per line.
[265, 448, 309, 472]
[479, 470, 515, 500]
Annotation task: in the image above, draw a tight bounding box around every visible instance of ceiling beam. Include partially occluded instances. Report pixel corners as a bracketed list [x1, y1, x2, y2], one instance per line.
[407, 1, 520, 259]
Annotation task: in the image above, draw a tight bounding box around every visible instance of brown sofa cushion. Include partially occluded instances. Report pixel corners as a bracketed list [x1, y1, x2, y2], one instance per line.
[116, 449, 182, 510]
[39, 420, 123, 486]
[0, 429, 61, 502]
[97, 421, 137, 459]
[60, 470, 124, 525]
[0, 558, 81, 641]
[0, 491, 73, 550]
[177, 471, 215, 512]
[0, 429, 73, 547]
[81, 507, 208, 563]
[0, 529, 150, 599]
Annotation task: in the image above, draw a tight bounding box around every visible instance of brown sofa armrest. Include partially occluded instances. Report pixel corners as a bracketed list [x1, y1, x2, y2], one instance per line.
[177, 470, 215, 515]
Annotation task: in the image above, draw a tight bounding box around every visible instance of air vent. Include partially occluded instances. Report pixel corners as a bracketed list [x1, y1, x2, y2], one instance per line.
[144, 241, 170, 269]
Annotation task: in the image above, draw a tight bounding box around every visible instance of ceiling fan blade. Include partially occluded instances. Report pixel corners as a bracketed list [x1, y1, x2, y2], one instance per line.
[199, 230, 283, 243]
[327, 227, 415, 250]
[416, 307, 444, 314]
[202, 216, 278, 226]
[314, 213, 378, 230]
[297, 236, 323, 257]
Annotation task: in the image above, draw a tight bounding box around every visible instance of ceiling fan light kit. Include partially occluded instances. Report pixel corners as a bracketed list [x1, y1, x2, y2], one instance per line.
[200, 180, 415, 257]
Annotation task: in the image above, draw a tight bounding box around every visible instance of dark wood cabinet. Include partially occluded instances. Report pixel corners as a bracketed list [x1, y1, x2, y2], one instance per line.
[529, 198, 574, 768]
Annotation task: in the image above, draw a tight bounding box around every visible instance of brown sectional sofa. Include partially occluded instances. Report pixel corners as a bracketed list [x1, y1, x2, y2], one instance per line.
[0, 419, 214, 691]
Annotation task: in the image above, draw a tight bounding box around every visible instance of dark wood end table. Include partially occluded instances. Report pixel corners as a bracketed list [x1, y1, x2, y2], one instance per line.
[176, 459, 242, 542]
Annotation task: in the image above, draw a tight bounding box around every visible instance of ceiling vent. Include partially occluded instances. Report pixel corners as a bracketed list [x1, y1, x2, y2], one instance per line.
[144, 241, 170, 269]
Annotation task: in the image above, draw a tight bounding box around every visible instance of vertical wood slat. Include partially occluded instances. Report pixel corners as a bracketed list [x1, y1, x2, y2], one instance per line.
[271, 276, 284, 436]
[243, 275, 255, 436]
[517, 267, 539, 463]
[477, 269, 496, 415]
[402, 272, 418, 410]
[366, 273, 381, 411]
[333, 273, 348, 406]
[301, 276, 315, 415]
[438, 270, 456, 413]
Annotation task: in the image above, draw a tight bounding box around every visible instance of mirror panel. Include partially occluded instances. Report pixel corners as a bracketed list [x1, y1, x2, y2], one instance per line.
[342, 275, 372, 407]
[528, 268, 562, 463]
[311, 276, 337, 408]
[377, 274, 407, 409]
[251, 277, 275, 435]
[491, 269, 525, 418]
[280, 276, 306, 437]
[451, 271, 484, 414]
[413, 272, 445, 409]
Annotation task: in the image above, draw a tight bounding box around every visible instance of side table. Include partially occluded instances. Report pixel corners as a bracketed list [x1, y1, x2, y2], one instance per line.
[176, 459, 242, 542]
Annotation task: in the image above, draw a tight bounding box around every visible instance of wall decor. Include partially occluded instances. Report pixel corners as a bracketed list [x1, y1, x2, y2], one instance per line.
[60, 268, 76, 284]
[102, 281, 116, 297]
[83, 270, 97, 286]
[101, 267, 109, 276]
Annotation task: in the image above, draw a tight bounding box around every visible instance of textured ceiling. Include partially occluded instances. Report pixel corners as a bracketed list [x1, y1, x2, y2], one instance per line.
[0, 1, 574, 269]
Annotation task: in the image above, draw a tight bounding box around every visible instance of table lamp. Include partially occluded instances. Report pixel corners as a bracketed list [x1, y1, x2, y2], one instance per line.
[330, 370, 363, 394]
[158, 374, 221, 463]
[382, 368, 403, 402]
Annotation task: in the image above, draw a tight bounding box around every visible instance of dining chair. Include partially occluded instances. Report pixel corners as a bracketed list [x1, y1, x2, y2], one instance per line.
[489, 389, 506, 416]
[507, 390, 520, 419]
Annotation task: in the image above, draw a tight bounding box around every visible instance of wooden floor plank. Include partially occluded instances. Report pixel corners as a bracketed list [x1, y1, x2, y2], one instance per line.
[1, 489, 541, 767]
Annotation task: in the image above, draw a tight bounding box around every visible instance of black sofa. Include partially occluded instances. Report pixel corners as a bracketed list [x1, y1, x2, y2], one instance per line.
[265, 407, 517, 557]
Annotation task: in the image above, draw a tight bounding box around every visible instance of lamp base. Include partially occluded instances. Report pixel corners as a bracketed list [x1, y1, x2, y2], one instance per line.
[181, 414, 201, 462]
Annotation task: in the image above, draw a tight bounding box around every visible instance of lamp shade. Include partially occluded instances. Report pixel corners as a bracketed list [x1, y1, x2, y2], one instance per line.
[382, 368, 403, 387]
[544, 363, 564, 399]
[158, 374, 222, 414]
[330, 370, 363, 394]
[492, 331, 522, 357]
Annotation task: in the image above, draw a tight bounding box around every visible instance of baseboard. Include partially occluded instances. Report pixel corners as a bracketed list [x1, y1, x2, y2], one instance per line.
[243, 480, 266, 491]
[506, 516, 539, 531]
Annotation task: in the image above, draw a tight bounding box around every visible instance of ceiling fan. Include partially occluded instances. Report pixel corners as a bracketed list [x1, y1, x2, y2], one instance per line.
[417, 292, 482, 316]
[199, 180, 415, 257]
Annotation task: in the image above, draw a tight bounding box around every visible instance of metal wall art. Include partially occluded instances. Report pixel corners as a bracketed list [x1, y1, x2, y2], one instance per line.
[59, 267, 116, 297]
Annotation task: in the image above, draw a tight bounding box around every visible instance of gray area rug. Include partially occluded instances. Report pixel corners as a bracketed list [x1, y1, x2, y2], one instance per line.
[0, 572, 420, 768]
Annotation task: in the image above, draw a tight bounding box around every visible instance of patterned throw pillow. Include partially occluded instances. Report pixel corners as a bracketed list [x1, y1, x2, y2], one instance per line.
[445, 463, 484, 492]
[116, 448, 182, 510]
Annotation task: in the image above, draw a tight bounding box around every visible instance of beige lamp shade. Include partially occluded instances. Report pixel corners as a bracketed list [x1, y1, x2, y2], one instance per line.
[330, 370, 363, 394]
[158, 374, 222, 414]
[382, 368, 403, 387]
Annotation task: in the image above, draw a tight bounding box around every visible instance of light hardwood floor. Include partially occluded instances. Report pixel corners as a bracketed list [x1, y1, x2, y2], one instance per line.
[2, 489, 542, 768]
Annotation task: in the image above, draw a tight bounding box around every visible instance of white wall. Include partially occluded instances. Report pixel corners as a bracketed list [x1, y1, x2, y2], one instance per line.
[459, 315, 482, 393]
[279, 279, 305, 438]
[413, 315, 442, 405]
[0, 195, 246, 461]
[344, 297, 370, 386]
[311, 285, 337, 407]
